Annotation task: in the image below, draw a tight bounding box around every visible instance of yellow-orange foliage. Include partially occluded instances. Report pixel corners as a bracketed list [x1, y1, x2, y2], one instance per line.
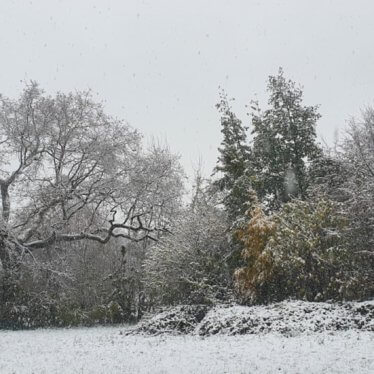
[234, 205, 276, 302]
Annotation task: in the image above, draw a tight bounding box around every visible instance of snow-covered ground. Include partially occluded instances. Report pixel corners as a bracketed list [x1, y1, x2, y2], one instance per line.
[0, 326, 373, 373]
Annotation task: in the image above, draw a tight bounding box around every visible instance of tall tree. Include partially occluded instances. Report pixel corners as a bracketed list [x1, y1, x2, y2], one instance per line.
[0, 82, 184, 283]
[337, 107, 374, 299]
[213, 90, 252, 222]
[250, 68, 321, 210]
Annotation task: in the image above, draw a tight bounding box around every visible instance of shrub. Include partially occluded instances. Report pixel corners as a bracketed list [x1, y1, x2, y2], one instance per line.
[235, 198, 359, 303]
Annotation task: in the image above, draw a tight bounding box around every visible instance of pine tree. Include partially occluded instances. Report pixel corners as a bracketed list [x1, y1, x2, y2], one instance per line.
[251, 68, 321, 210]
[213, 90, 252, 222]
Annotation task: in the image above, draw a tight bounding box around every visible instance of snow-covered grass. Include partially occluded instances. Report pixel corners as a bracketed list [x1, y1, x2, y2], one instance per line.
[0, 326, 373, 373]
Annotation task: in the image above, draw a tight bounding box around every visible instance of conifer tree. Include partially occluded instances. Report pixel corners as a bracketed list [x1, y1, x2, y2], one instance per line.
[251, 69, 321, 210]
[213, 90, 252, 222]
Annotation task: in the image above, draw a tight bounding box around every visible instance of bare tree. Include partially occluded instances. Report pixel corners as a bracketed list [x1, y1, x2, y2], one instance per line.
[336, 107, 374, 299]
[343, 107, 374, 256]
[0, 82, 184, 271]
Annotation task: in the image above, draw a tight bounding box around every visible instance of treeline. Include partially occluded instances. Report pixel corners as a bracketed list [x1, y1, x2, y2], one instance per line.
[0, 83, 184, 328]
[145, 68, 374, 307]
[0, 70, 373, 329]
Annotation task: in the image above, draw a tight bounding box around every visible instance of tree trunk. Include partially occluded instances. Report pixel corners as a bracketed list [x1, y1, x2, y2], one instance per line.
[0, 183, 10, 222]
[0, 235, 11, 271]
[0, 234, 23, 326]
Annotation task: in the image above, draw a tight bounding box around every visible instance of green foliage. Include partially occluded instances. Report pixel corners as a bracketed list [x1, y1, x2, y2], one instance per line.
[235, 197, 361, 304]
[250, 68, 321, 209]
[268, 199, 351, 301]
[213, 90, 252, 221]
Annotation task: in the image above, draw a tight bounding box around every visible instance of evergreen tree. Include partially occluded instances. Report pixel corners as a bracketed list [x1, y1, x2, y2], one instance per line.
[213, 90, 252, 222]
[251, 68, 321, 210]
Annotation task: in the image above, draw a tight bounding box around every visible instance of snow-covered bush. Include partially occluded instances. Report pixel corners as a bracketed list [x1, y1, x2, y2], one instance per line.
[234, 202, 276, 303]
[128, 305, 210, 335]
[195, 300, 374, 336]
[128, 300, 374, 336]
[338, 109, 374, 300]
[143, 177, 233, 306]
[235, 198, 358, 303]
[0, 237, 147, 328]
[268, 198, 352, 301]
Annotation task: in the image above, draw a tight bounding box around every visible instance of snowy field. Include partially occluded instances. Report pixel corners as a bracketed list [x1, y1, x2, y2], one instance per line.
[0, 326, 373, 374]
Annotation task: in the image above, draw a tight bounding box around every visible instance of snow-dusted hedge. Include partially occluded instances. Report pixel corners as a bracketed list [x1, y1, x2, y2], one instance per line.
[196, 300, 374, 336]
[129, 300, 374, 336]
[128, 305, 210, 335]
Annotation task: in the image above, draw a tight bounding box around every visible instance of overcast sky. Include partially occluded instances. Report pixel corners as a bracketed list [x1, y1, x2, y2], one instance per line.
[0, 0, 373, 178]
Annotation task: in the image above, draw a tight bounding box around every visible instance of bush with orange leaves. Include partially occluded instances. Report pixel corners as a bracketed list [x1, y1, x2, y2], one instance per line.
[234, 203, 277, 304]
[235, 197, 361, 304]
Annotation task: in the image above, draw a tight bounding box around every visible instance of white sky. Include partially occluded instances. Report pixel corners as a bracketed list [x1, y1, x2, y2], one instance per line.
[0, 0, 373, 178]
